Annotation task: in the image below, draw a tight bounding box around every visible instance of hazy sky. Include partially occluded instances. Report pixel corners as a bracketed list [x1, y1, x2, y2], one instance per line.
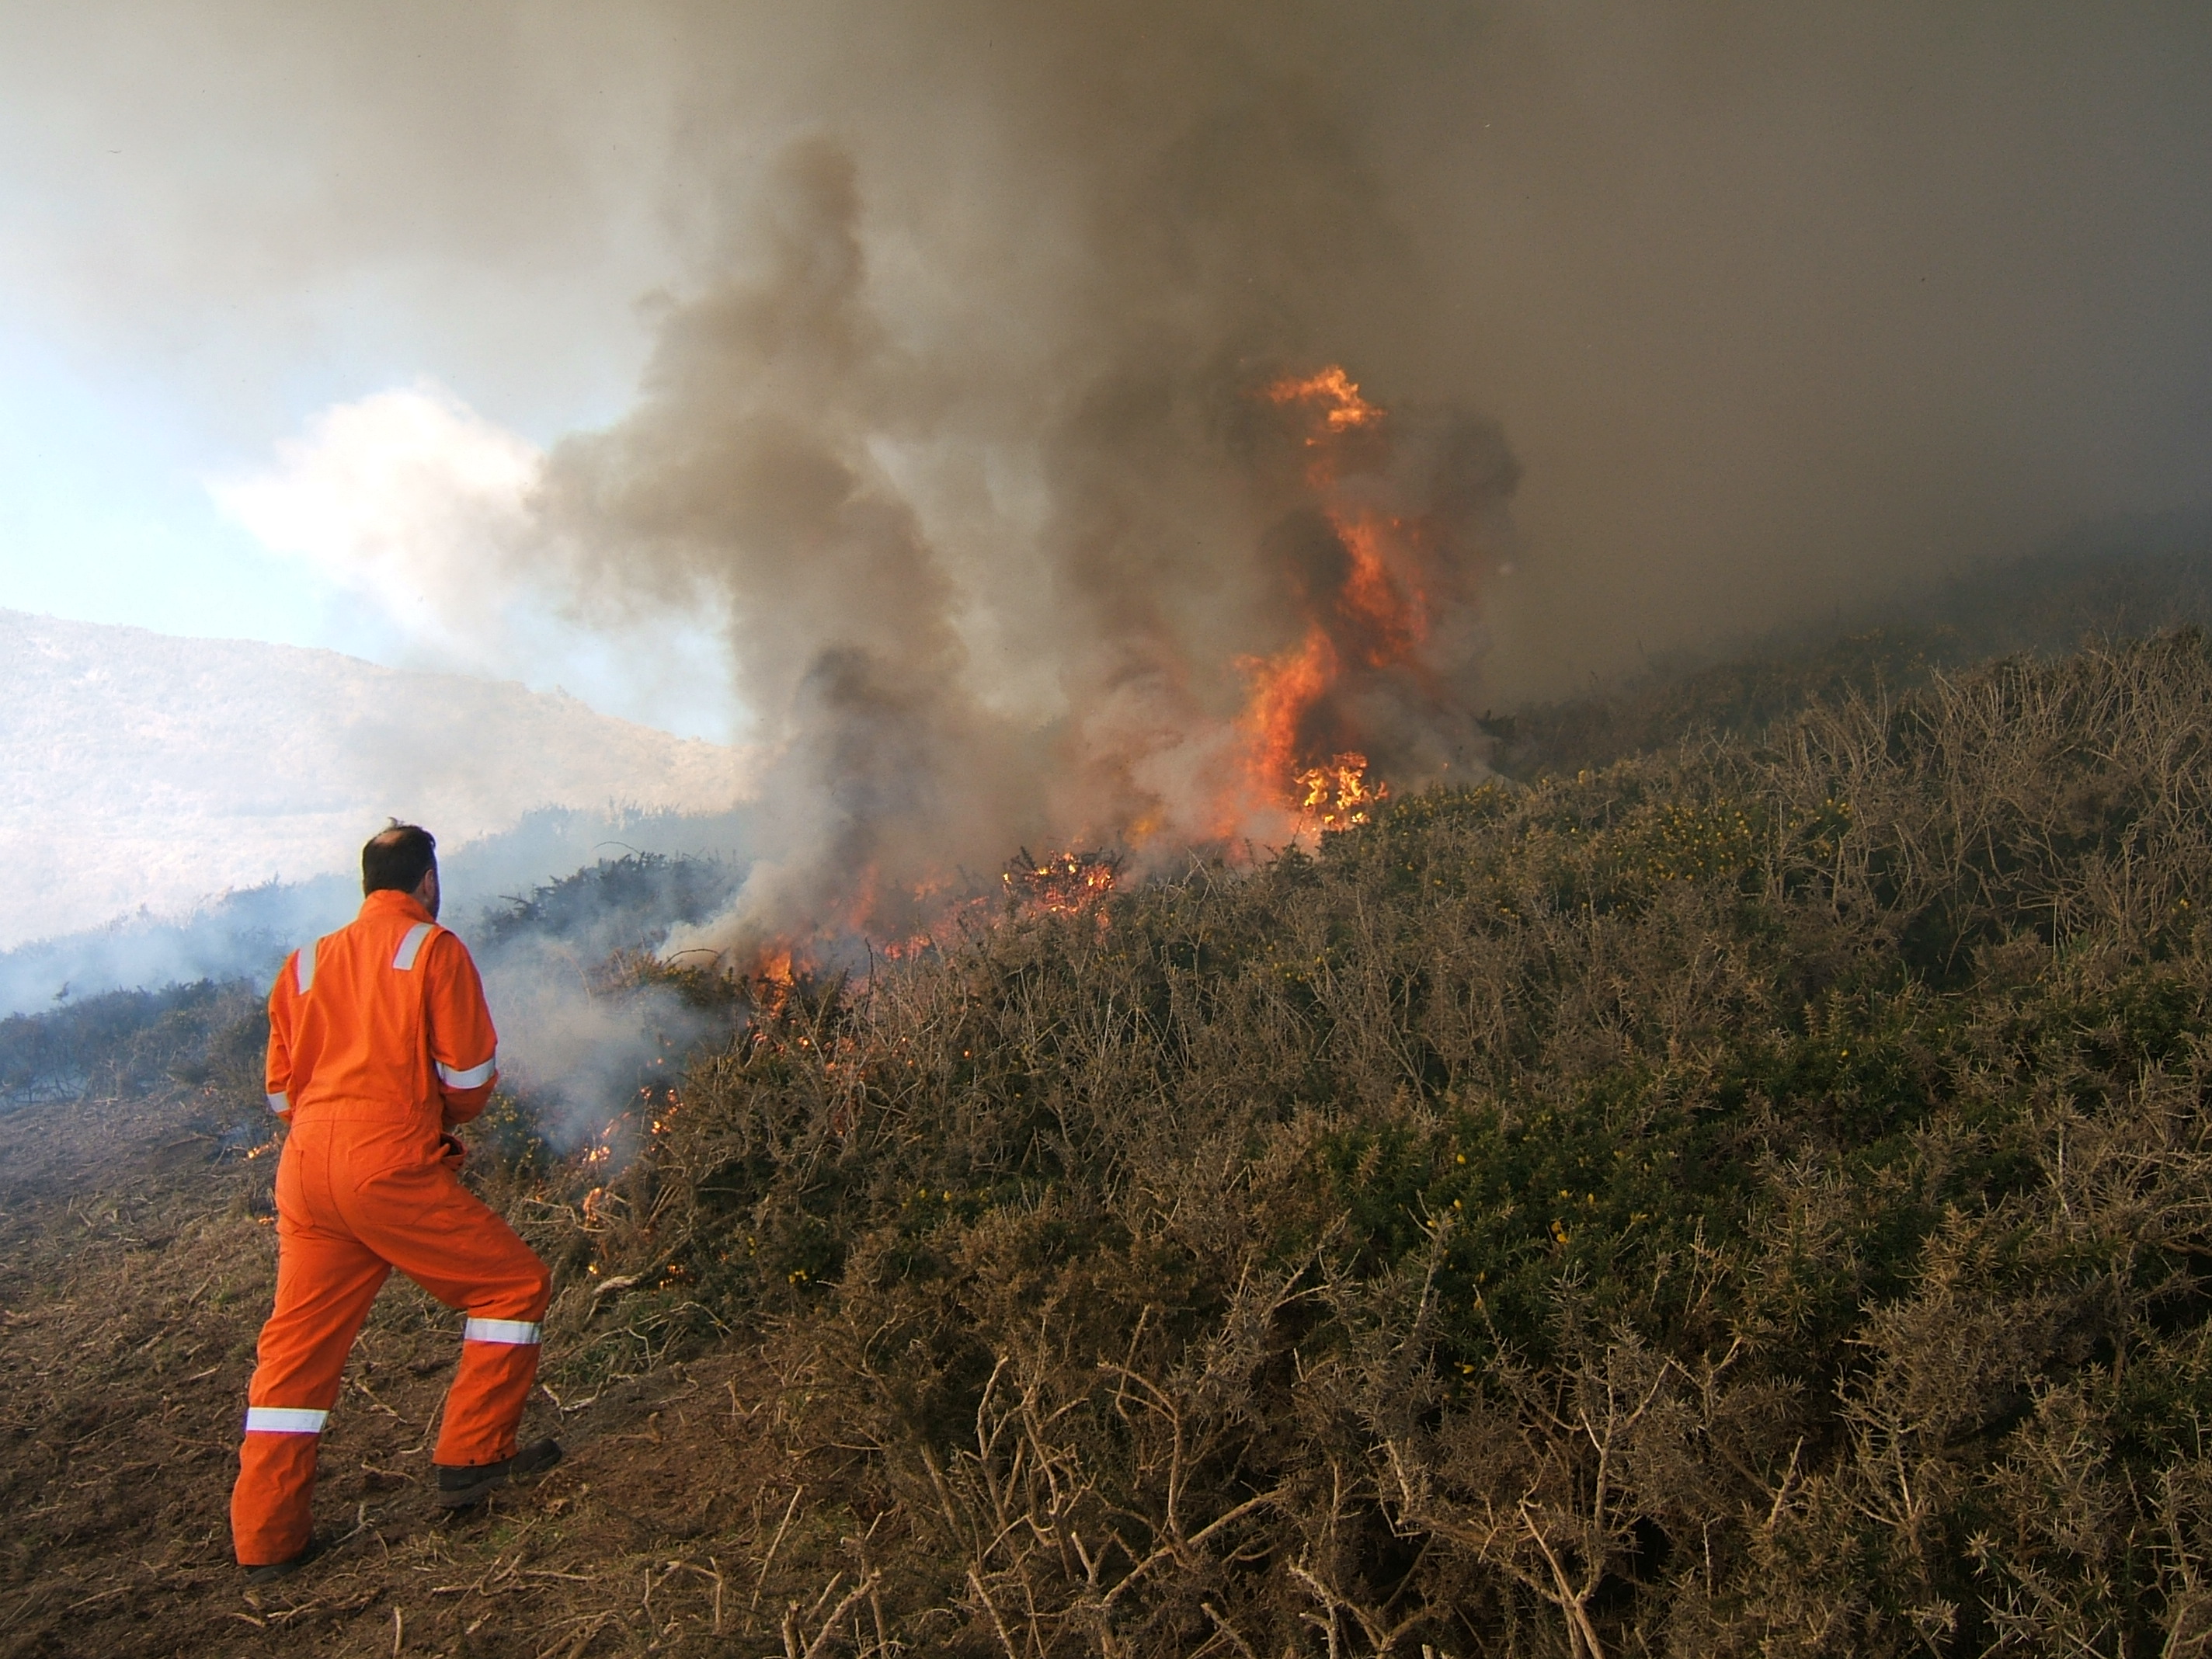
[2, 2, 2208, 743]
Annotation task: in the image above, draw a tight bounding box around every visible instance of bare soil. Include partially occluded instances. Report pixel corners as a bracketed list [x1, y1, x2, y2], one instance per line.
[0, 1086, 806, 1658]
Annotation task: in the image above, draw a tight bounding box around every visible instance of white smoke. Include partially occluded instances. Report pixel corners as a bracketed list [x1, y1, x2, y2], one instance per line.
[210, 383, 540, 668]
[211, 383, 737, 742]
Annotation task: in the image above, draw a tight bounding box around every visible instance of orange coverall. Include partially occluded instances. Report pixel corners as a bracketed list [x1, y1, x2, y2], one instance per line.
[230, 889, 550, 1567]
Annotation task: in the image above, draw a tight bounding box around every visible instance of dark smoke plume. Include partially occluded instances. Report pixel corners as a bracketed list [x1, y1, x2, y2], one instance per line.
[103, 0, 2174, 963]
[532, 14, 1534, 958]
[537, 142, 1518, 957]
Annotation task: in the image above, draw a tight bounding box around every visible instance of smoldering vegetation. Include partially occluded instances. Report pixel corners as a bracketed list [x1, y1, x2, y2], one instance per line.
[472, 852, 743, 1154]
[444, 629, 2212, 1656]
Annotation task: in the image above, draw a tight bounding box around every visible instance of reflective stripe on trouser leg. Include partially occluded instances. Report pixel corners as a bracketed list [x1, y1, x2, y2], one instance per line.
[245, 1407, 328, 1434]
[318, 1153, 551, 1471]
[463, 1317, 540, 1344]
[235, 1403, 329, 1550]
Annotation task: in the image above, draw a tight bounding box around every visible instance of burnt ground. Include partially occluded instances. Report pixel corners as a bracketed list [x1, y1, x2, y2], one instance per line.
[0, 1089, 821, 1659]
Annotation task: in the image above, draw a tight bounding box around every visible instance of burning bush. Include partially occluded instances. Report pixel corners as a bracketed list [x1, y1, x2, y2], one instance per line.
[1003, 847, 1122, 917]
[502, 633, 2212, 1655]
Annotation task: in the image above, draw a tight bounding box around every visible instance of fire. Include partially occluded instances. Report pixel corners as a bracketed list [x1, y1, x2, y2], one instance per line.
[1334, 514, 1428, 663]
[1004, 848, 1121, 916]
[1230, 365, 1433, 836]
[1268, 365, 1384, 437]
[690, 357, 1468, 983]
[1236, 629, 1337, 812]
[1295, 753, 1389, 831]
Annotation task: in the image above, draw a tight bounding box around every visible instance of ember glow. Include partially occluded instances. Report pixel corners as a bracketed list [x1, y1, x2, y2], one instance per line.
[1268, 366, 1385, 443]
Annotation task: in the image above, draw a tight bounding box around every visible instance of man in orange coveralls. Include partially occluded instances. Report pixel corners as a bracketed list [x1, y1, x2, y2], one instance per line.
[232, 823, 559, 1582]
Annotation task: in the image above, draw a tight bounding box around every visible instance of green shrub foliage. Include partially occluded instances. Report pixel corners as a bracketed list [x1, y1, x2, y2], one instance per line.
[531, 635, 2212, 1656]
[0, 979, 263, 1107]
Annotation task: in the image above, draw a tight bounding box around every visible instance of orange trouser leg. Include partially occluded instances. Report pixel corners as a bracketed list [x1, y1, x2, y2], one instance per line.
[231, 1223, 389, 1566]
[341, 1158, 552, 1468]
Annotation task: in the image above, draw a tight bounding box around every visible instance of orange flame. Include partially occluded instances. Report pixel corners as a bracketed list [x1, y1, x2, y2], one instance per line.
[724, 360, 1451, 979]
[1267, 366, 1384, 436]
[1296, 753, 1389, 831]
[1236, 628, 1337, 814]
[1334, 513, 1428, 663]
[1004, 848, 1121, 916]
[1230, 366, 1431, 834]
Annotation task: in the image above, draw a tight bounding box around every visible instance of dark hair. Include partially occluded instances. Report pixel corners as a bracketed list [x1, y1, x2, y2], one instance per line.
[363, 822, 437, 896]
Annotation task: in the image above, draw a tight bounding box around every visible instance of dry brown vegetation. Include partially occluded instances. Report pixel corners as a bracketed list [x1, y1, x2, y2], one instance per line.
[11, 631, 2212, 1656]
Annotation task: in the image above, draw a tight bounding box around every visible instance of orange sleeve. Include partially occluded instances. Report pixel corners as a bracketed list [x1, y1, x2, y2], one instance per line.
[424, 930, 500, 1125]
[264, 955, 299, 1122]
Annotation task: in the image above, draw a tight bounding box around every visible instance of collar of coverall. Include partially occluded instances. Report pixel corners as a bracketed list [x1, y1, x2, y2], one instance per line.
[358, 889, 435, 926]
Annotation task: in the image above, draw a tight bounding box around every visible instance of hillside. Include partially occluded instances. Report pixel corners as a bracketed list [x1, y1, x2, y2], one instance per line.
[0, 609, 748, 948]
[9, 631, 2212, 1655]
[1487, 522, 2212, 778]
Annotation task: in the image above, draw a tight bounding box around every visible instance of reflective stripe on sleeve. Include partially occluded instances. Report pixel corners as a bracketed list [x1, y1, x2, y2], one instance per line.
[244, 1407, 328, 1435]
[295, 938, 321, 995]
[266, 1090, 290, 1114]
[463, 1318, 541, 1345]
[437, 1053, 497, 1090]
[392, 922, 436, 971]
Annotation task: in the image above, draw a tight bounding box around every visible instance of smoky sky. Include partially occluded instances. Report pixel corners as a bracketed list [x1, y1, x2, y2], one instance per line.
[9, 1, 2207, 677]
[7, 1, 2210, 948]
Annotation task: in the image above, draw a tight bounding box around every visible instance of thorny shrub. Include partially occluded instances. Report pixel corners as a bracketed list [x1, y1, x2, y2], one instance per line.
[470, 635, 2212, 1652]
[0, 979, 266, 1110]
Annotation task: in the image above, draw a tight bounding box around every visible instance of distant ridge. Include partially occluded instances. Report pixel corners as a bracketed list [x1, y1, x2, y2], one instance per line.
[0, 610, 749, 948]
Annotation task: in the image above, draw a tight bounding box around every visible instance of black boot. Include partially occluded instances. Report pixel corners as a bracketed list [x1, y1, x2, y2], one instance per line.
[242, 1534, 322, 1586]
[434, 1438, 564, 1509]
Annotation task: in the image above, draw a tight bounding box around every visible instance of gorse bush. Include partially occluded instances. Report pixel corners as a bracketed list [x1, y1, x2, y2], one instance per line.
[0, 979, 264, 1108]
[523, 634, 2212, 1654]
[478, 850, 739, 960]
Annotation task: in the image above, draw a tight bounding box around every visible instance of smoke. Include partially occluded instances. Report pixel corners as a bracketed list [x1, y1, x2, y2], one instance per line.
[475, 944, 713, 1155]
[207, 384, 738, 738]
[507, 2, 2212, 958]
[210, 384, 541, 673]
[531, 66, 1529, 958]
[14, 2, 2210, 957]
[0, 804, 749, 1011]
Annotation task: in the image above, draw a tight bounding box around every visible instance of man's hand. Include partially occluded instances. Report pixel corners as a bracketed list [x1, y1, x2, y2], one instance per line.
[437, 1132, 467, 1170]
